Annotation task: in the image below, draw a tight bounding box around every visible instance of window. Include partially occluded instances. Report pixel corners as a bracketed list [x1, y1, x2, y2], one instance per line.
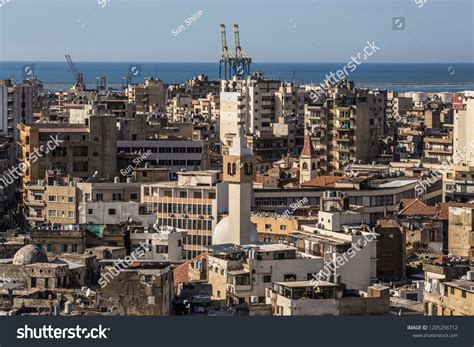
[280, 225, 287, 231]
[96, 193, 103, 201]
[263, 275, 271, 283]
[47, 244, 54, 252]
[194, 192, 202, 199]
[265, 224, 272, 230]
[450, 287, 455, 295]
[71, 244, 78, 253]
[217, 290, 221, 298]
[88, 209, 93, 215]
[48, 195, 57, 202]
[61, 244, 68, 252]
[208, 192, 216, 199]
[108, 209, 116, 215]
[67, 196, 74, 203]
[48, 210, 57, 217]
[67, 211, 74, 218]
[284, 274, 296, 282]
[130, 193, 138, 200]
[462, 290, 467, 298]
[179, 191, 187, 198]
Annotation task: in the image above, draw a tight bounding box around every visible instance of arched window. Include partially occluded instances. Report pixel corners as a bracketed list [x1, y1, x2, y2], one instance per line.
[227, 162, 232, 175]
[302, 162, 308, 170]
[25, 136, 30, 145]
[232, 163, 236, 175]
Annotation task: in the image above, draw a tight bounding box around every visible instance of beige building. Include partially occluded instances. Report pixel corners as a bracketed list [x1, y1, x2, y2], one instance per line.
[142, 170, 227, 260]
[448, 206, 474, 260]
[24, 174, 78, 225]
[127, 77, 165, 113]
[17, 115, 117, 188]
[304, 80, 386, 175]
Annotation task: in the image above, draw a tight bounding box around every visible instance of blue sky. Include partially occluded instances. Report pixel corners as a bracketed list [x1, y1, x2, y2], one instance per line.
[0, 0, 473, 62]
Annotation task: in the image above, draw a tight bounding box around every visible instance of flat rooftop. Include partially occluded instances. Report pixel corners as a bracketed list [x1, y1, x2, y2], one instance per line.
[274, 280, 337, 288]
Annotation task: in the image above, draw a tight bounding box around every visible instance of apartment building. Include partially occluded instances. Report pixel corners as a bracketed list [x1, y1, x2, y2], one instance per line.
[304, 80, 386, 174]
[207, 243, 324, 304]
[0, 79, 35, 147]
[265, 281, 390, 316]
[76, 179, 155, 225]
[17, 114, 117, 187]
[127, 77, 165, 113]
[220, 75, 305, 153]
[117, 139, 210, 179]
[141, 170, 228, 260]
[254, 175, 430, 224]
[423, 259, 473, 316]
[24, 172, 78, 226]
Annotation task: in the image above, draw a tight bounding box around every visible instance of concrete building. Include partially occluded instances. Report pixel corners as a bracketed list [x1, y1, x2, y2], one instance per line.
[76, 180, 155, 225]
[24, 172, 78, 226]
[142, 170, 227, 259]
[207, 243, 323, 304]
[254, 175, 429, 224]
[17, 114, 118, 187]
[220, 75, 304, 153]
[423, 259, 474, 316]
[304, 80, 386, 175]
[448, 206, 474, 260]
[265, 281, 390, 316]
[127, 77, 165, 113]
[117, 139, 210, 179]
[129, 224, 187, 262]
[99, 260, 174, 316]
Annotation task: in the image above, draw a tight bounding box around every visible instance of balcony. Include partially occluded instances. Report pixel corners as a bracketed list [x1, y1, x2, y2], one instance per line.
[24, 199, 45, 207]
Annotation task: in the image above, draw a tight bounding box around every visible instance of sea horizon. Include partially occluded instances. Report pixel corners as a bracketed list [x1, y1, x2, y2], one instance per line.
[1, 61, 473, 92]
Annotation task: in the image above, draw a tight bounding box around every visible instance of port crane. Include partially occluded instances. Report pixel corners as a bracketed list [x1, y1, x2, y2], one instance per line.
[219, 24, 235, 80]
[219, 24, 252, 80]
[232, 24, 252, 78]
[65, 54, 85, 88]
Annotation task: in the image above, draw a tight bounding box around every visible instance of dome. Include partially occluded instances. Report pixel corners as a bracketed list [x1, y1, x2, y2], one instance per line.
[212, 216, 258, 245]
[12, 245, 48, 266]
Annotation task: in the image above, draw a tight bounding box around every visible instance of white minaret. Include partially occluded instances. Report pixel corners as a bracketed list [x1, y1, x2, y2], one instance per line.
[212, 124, 257, 245]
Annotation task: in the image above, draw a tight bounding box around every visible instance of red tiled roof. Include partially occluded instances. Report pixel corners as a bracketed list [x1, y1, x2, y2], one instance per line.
[301, 134, 315, 157]
[300, 175, 341, 187]
[173, 252, 208, 287]
[398, 199, 436, 217]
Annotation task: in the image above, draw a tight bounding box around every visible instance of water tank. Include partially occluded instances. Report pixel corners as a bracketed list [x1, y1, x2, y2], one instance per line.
[64, 301, 73, 314]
